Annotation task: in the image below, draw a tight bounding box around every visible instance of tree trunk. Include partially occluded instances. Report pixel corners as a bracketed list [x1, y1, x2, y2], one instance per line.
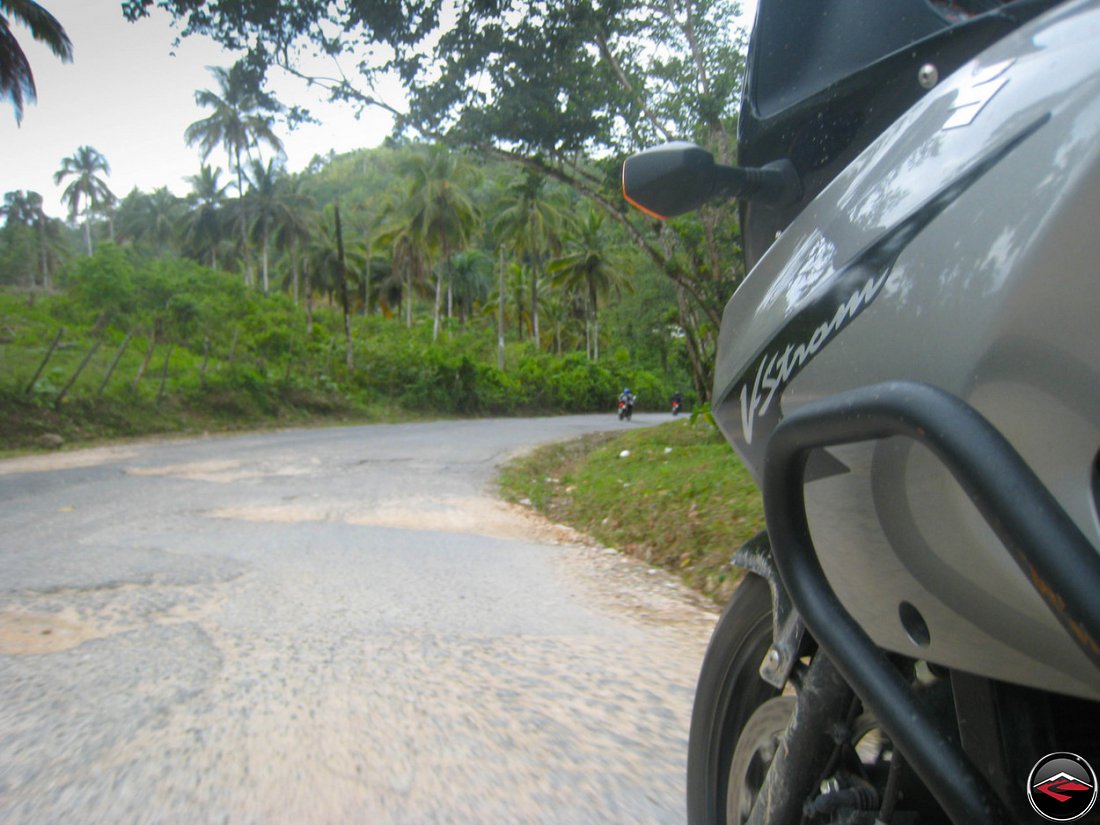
[529, 213, 540, 347]
[432, 265, 444, 341]
[37, 212, 49, 289]
[589, 280, 600, 361]
[363, 236, 372, 315]
[497, 247, 505, 370]
[333, 199, 354, 371]
[676, 282, 709, 402]
[291, 241, 300, 304]
[261, 229, 270, 295]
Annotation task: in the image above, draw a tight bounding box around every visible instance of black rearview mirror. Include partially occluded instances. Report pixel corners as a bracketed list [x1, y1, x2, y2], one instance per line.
[622, 142, 718, 220]
[622, 141, 802, 219]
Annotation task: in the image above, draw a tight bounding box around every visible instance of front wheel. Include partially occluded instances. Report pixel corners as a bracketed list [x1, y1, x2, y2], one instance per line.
[687, 574, 780, 825]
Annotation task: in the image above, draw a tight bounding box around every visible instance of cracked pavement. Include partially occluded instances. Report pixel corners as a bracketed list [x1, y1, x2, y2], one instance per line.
[0, 414, 718, 823]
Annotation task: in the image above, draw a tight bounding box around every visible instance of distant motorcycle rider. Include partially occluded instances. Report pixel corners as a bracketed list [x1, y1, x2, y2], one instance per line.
[618, 387, 636, 420]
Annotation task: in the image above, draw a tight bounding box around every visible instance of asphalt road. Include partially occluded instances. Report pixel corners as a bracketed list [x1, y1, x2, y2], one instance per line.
[0, 413, 719, 824]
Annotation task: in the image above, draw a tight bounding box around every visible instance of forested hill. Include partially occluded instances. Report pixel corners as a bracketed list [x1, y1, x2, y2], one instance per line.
[0, 143, 704, 451]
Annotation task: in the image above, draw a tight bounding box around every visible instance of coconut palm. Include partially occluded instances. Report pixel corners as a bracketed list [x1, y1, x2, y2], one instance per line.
[448, 249, 492, 325]
[240, 158, 282, 294]
[373, 202, 425, 327]
[306, 204, 366, 306]
[492, 170, 565, 348]
[375, 218, 426, 328]
[270, 176, 316, 304]
[550, 206, 632, 361]
[241, 161, 320, 297]
[181, 164, 229, 269]
[1, 0, 71, 123]
[186, 64, 283, 286]
[397, 144, 480, 340]
[53, 145, 114, 255]
[3, 190, 70, 288]
[0, 189, 37, 226]
[185, 64, 283, 196]
[115, 187, 183, 255]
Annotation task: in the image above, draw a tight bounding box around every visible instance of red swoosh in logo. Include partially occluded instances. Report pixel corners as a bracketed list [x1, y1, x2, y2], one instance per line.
[1037, 779, 1093, 803]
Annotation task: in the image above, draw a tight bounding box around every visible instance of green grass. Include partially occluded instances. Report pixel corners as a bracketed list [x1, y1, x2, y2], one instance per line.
[498, 419, 765, 603]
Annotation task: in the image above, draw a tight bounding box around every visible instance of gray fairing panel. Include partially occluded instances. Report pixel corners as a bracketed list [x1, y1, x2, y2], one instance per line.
[713, 0, 1100, 698]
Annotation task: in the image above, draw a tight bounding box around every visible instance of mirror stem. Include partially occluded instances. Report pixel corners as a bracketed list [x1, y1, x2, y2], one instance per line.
[715, 159, 802, 208]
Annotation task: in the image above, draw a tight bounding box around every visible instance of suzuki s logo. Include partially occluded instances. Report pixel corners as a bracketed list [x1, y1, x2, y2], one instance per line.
[1028, 753, 1098, 822]
[944, 58, 1014, 129]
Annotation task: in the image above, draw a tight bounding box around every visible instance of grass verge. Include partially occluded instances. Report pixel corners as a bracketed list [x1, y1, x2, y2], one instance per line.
[498, 419, 765, 604]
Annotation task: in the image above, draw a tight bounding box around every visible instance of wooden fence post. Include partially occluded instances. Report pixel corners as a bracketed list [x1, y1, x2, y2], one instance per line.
[132, 320, 160, 390]
[97, 330, 134, 397]
[25, 327, 64, 395]
[156, 343, 175, 405]
[227, 329, 240, 370]
[55, 338, 102, 408]
[199, 337, 211, 388]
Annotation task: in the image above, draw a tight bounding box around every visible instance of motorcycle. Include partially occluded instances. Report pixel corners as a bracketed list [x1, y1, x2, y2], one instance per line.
[672, 398, 683, 416]
[619, 397, 634, 421]
[624, 1, 1100, 823]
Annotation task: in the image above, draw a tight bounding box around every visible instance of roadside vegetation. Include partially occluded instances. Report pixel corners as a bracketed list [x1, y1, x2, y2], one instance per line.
[499, 419, 764, 604]
[0, 246, 682, 451]
[4, 0, 750, 428]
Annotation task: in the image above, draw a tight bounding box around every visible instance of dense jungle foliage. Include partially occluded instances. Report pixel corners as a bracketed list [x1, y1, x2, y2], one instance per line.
[3, 0, 750, 448]
[0, 154, 697, 450]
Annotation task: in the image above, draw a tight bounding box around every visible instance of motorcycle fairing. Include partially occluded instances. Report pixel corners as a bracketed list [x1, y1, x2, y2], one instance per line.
[721, 114, 1046, 479]
[714, 0, 1100, 699]
[738, 0, 1061, 269]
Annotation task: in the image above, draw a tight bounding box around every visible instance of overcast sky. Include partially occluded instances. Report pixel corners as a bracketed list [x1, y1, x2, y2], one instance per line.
[3, 1, 758, 220]
[1, 1, 399, 217]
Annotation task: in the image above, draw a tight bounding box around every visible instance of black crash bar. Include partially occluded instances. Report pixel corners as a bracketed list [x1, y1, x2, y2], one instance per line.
[763, 380, 1100, 825]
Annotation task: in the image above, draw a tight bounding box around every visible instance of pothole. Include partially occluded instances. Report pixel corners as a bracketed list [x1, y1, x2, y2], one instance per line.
[0, 609, 106, 655]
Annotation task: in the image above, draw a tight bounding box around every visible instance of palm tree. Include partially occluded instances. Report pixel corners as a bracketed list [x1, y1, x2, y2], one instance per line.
[448, 249, 492, 325]
[186, 64, 283, 286]
[1, 189, 37, 226]
[493, 170, 565, 348]
[270, 176, 316, 304]
[115, 187, 183, 255]
[375, 217, 426, 328]
[54, 145, 114, 255]
[550, 207, 632, 361]
[185, 64, 283, 196]
[3, 189, 71, 288]
[242, 161, 317, 298]
[306, 204, 366, 307]
[181, 164, 229, 269]
[397, 144, 480, 340]
[240, 158, 283, 294]
[1, 0, 71, 123]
